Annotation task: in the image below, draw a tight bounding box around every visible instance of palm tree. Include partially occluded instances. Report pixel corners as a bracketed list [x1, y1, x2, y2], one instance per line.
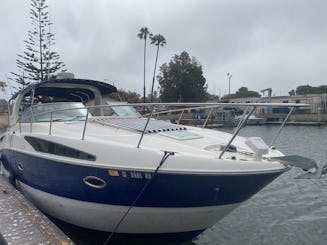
[150, 34, 166, 102]
[137, 27, 151, 104]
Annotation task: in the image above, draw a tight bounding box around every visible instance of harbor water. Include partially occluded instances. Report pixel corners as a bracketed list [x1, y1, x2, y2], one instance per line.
[1, 125, 327, 245]
[194, 125, 327, 245]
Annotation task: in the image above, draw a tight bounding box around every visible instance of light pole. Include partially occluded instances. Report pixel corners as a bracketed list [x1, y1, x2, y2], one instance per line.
[227, 73, 232, 96]
[104, 79, 117, 86]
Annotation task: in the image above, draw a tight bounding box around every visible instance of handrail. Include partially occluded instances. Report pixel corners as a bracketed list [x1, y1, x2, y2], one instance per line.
[49, 112, 53, 135]
[177, 110, 185, 125]
[269, 107, 295, 147]
[82, 109, 89, 140]
[234, 106, 249, 133]
[29, 107, 34, 133]
[203, 108, 213, 128]
[29, 117, 32, 133]
[11, 102, 308, 150]
[129, 102, 309, 107]
[219, 106, 256, 159]
[137, 105, 155, 148]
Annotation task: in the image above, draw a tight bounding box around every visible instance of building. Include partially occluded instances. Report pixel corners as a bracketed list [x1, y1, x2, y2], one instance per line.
[229, 94, 327, 123]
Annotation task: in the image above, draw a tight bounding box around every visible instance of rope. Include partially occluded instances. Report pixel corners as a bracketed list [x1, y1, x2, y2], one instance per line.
[103, 151, 174, 245]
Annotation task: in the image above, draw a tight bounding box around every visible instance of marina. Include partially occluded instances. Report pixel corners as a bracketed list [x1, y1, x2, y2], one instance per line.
[0, 76, 294, 241]
[1, 74, 326, 244]
[1, 1, 327, 244]
[1, 125, 327, 244]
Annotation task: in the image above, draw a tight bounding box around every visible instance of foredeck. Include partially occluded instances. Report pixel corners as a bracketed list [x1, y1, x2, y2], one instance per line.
[95, 117, 186, 133]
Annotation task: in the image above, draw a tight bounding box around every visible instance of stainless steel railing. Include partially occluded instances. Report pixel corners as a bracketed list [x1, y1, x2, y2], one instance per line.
[13, 102, 302, 156]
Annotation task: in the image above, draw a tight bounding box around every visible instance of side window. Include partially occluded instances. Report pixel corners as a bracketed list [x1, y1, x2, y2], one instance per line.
[25, 136, 96, 161]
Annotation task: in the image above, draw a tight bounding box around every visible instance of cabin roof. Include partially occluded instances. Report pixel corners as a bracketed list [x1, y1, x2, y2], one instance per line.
[10, 78, 117, 102]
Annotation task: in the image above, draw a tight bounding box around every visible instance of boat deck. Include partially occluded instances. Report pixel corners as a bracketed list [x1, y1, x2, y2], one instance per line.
[0, 174, 74, 245]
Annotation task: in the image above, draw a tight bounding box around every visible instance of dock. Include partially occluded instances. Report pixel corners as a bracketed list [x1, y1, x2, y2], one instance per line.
[0, 174, 74, 245]
[265, 121, 323, 126]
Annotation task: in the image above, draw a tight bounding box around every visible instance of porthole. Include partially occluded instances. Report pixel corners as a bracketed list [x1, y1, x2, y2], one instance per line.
[83, 176, 107, 189]
[17, 162, 24, 171]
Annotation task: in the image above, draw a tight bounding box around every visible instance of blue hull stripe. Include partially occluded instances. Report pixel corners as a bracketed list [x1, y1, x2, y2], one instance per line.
[1, 149, 284, 208]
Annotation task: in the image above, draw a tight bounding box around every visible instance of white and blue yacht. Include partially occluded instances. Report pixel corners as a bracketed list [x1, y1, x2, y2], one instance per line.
[0, 74, 311, 241]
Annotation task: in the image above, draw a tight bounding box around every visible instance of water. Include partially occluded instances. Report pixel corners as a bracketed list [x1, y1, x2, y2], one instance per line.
[194, 125, 327, 245]
[2, 125, 327, 244]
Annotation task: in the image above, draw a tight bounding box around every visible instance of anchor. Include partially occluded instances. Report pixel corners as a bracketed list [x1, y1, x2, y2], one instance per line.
[269, 155, 327, 179]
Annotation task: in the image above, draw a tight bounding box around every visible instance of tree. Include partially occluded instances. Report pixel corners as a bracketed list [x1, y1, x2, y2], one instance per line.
[223, 87, 261, 99]
[288, 89, 296, 96]
[150, 34, 166, 102]
[296, 85, 312, 95]
[117, 89, 141, 103]
[11, 0, 66, 88]
[158, 51, 207, 102]
[137, 27, 151, 104]
[206, 92, 220, 101]
[295, 84, 327, 95]
[0, 81, 7, 92]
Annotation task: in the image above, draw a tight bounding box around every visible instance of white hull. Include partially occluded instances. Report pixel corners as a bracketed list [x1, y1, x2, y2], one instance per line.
[19, 181, 240, 234]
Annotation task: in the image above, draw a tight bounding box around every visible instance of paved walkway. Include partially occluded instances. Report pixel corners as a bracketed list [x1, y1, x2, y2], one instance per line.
[0, 174, 74, 245]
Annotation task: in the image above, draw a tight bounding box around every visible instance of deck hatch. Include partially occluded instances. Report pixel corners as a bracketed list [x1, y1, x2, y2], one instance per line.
[95, 118, 187, 134]
[159, 130, 202, 140]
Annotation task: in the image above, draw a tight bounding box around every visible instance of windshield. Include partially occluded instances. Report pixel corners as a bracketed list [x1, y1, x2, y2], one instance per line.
[20, 102, 89, 122]
[105, 101, 140, 117]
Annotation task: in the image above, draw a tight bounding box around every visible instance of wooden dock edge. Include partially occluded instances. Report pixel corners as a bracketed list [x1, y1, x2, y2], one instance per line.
[0, 174, 74, 245]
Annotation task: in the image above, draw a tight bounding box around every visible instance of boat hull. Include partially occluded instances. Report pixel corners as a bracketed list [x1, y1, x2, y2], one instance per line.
[18, 181, 238, 234]
[1, 149, 286, 241]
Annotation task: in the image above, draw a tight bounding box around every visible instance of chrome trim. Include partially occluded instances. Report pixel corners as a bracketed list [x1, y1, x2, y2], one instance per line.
[83, 176, 107, 189]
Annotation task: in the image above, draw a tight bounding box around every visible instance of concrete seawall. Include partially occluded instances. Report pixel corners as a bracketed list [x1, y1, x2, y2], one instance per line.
[258, 113, 327, 123]
[290, 113, 327, 123]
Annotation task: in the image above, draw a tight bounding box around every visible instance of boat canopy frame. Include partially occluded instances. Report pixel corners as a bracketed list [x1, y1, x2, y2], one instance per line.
[8, 78, 118, 125]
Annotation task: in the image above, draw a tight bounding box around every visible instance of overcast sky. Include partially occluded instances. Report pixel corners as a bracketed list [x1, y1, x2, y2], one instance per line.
[1, 0, 327, 99]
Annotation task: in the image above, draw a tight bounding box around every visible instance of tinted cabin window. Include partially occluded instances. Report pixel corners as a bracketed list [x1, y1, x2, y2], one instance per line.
[25, 136, 96, 161]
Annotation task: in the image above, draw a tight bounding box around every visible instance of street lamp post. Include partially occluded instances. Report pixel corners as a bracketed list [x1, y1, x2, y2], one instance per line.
[104, 79, 117, 86]
[227, 73, 232, 96]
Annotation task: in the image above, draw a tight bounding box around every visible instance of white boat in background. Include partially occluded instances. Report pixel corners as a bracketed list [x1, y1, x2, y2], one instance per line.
[236, 115, 267, 125]
[0, 74, 319, 242]
[247, 115, 267, 125]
